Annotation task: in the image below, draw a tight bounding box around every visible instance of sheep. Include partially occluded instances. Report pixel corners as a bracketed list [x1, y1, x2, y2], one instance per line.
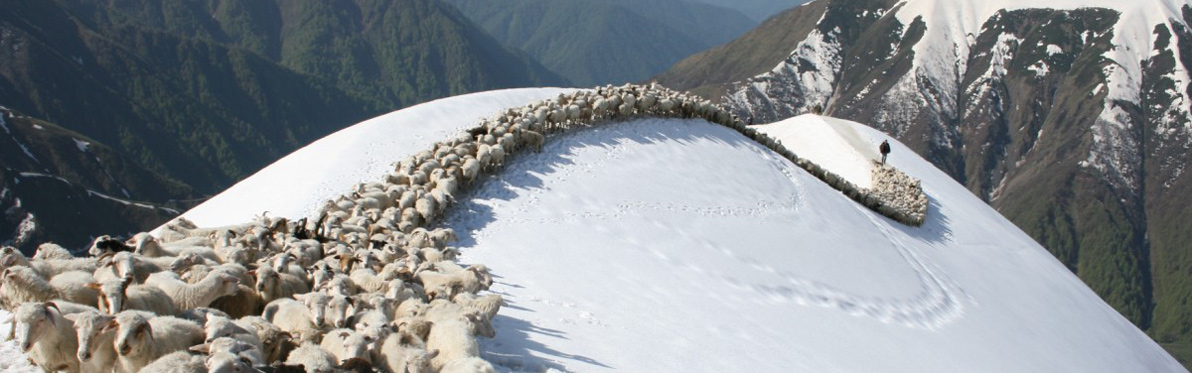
[1, 267, 98, 309]
[66, 310, 123, 373]
[178, 307, 232, 325]
[146, 271, 241, 310]
[131, 233, 222, 264]
[376, 330, 437, 373]
[192, 336, 265, 367]
[233, 315, 296, 364]
[426, 310, 495, 371]
[254, 266, 310, 304]
[318, 328, 372, 365]
[139, 350, 205, 373]
[349, 267, 389, 294]
[90, 277, 179, 315]
[416, 266, 487, 300]
[33, 243, 74, 260]
[1, 250, 97, 279]
[325, 294, 356, 329]
[104, 251, 162, 283]
[203, 316, 263, 351]
[13, 302, 81, 372]
[209, 283, 264, 318]
[441, 356, 497, 373]
[89, 235, 134, 257]
[183, 262, 254, 287]
[452, 293, 503, 322]
[284, 341, 336, 373]
[262, 297, 322, 342]
[204, 350, 258, 373]
[111, 311, 205, 373]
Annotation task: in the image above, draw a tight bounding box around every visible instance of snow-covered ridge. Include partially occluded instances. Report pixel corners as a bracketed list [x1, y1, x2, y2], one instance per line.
[145, 88, 1178, 371]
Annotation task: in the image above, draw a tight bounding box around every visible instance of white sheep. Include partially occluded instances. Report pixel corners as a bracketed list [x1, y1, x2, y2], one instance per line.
[1, 267, 98, 309]
[236, 315, 294, 364]
[452, 293, 503, 322]
[111, 311, 204, 373]
[426, 310, 495, 371]
[441, 356, 497, 373]
[204, 350, 257, 373]
[191, 336, 265, 367]
[254, 266, 310, 304]
[66, 310, 122, 373]
[131, 233, 222, 264]
[103, 251, 162, 283]
[325, 294, 357, 330]
[90, 277, 179, 315]
[376, 330, 437, 373]
[1, 250, 97, 279]
[262, 297, 322, 342]
[32, 243, 74, 260]
[284, 341, 336, 373]
[138, 350, 205, 373]
[319, 328, 373, 365]
[145, 271, 240, 310]
[14, 302, 81, 372]
[203, 315, 263, 351]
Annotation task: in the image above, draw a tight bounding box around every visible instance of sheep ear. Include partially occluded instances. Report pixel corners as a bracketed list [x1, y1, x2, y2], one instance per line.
[338, 331, 349, 339]
[189, 343, 210, 354]
[426, 349, 440, 359]
[0, 255, 14, 267]
[101, 319, 118, 332]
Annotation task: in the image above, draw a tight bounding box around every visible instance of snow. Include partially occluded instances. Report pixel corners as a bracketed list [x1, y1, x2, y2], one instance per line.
[0, 311, 38, 373]
[130, 89, 1183, 371]
[0, 115, 39, 163]
[72, 138, 90, 152]
[751, 115, 881, 188]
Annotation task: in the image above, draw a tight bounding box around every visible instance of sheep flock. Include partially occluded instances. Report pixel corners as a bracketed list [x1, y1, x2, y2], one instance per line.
[0, 83, 926, 373]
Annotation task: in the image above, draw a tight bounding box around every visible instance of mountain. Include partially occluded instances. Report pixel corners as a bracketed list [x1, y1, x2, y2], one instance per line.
[151, 88, 1178, 371]
[0, 0, 566, 193]
[0, 0, 566, 251]
[655, 0, 1192, 360]
[443, 0, 756, 86]
[688, 0, 810, 22]
[0, 106, 196, 253]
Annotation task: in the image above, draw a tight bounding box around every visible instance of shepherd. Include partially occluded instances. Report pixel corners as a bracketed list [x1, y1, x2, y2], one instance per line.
[879, 140, 891, 164]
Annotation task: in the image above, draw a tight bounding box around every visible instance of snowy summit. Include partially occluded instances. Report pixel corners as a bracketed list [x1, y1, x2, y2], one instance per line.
[129, 88, 1177, 371]
[0, 87, 1177, 371]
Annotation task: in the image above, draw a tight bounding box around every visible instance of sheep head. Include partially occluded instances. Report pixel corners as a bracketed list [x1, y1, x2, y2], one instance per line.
[324, 295, 355, 329]
[463, 311, 495, 339]
[113, 313, 153, 357]
[67, 311, 116, 363]
[12, 302, 56, 352]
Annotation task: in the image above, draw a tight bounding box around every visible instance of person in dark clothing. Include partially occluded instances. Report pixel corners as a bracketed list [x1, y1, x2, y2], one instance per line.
[879, 140, 891, 164]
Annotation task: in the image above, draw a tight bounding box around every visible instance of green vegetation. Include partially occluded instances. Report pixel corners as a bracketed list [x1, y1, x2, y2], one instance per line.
[446, 0, 756, 87]
[1, 0, 565, 193]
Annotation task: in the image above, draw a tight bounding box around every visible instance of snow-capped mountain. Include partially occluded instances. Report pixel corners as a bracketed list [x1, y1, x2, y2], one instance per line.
[83, 88, 1177, 371]
[657, 0, 1192, 351]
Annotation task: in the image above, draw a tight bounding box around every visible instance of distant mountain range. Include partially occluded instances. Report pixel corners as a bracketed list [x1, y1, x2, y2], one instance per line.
[656, 0, 1192, 364]
[445, 0, 757, 86]
[0, 0, 566, 251]
[687, 0, 809, 22]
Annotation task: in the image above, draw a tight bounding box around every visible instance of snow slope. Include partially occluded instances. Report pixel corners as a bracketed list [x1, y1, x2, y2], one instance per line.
[3, 89, 1176, 371]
